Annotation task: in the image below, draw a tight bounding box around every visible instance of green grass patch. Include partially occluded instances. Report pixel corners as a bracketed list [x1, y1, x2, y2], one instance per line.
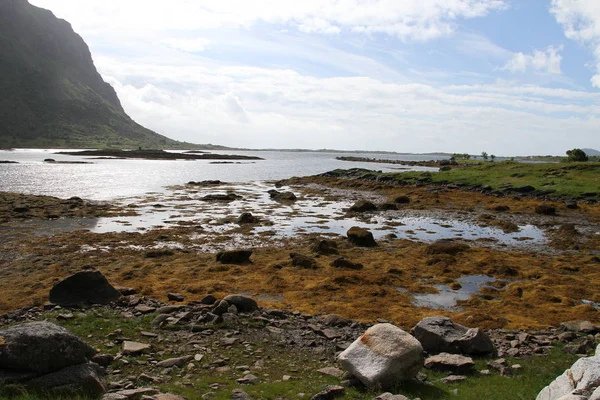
[387, 161, 600, 198]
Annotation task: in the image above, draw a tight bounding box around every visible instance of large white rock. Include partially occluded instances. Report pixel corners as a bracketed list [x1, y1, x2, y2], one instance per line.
[536, 345, 600, 400]
[337, 323, 423, 389]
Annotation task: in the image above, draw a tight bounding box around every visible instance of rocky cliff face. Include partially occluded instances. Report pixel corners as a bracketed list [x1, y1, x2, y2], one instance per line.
[0, 0, 179, 148]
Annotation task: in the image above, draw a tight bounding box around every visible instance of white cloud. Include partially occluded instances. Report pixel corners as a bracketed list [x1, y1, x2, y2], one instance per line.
[161, 38, 211, 53]
[30, 0, 508, 41]
[502, 46, 563, 75]
[97, 57, 600, 155]
[551, 0, 600, 87]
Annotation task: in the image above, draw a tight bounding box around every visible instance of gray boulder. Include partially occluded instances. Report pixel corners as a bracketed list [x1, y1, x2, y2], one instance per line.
[0, 322, 95, 373]
[338, 323, 423, 389]
[411, 316, 494, 356]
[222, 295, 258, 313]
[536, 344, 600, 400]
[27, 362, 105, 396]
[49, 270, 121, 307]
[424, 353, 475, 374]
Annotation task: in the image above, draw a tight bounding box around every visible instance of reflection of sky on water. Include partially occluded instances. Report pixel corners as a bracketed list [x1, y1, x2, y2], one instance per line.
[407, 275, 498, 311]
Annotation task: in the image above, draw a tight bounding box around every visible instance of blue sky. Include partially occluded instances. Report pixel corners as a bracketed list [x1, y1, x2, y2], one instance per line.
[30, 0, 600, 155]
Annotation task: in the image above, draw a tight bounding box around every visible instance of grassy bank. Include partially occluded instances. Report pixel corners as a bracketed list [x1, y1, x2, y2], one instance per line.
[385, 161, 600, 199]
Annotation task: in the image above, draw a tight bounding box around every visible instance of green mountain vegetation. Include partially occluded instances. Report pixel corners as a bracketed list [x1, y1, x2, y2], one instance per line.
[0, 0, 193, 149]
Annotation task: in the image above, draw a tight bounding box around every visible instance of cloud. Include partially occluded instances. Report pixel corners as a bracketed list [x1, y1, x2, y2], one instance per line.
[161, 38, 211, 53]
[30, 0, 508, 41]
[550, 0, 600, 87]
[97, 57, 600, 155]
[502, 46, 563, 74]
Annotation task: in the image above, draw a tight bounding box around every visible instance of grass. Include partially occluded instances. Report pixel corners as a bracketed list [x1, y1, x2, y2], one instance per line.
[0, 308, 583, 400]
[383, 161, 600, 198]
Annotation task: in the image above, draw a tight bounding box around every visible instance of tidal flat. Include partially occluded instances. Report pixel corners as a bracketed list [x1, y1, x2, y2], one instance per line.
[1, 167, 599, 330]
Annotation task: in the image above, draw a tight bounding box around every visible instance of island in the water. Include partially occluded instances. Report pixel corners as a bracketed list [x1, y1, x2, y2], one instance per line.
[56, 149, 264, 161]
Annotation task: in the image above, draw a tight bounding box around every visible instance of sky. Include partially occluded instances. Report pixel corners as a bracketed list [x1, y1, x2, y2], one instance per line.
[29, 0, 600, 155]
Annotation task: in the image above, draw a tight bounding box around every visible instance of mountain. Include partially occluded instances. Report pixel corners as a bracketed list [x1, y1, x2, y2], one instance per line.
[582, 148, 600, 156]
[0, 0, 186, 149]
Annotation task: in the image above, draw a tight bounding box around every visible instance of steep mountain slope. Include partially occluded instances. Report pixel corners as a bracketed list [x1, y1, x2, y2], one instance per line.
[0, 0, 183, 148]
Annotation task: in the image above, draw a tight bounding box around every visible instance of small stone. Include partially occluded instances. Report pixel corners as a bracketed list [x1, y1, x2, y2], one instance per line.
[309, 385, 345, 400]
[122, 341, 151, 355]
[135, 305, 157, 314]
[237, 374, 260, 384]
[317, 367, 345, 378]
[442, 375, 467, 384]
[167, 293, 185, 302]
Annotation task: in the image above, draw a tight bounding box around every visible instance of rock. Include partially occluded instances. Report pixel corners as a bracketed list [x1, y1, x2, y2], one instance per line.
[115, 286, 137, 296]
[338, 323, 424, 389]
[347, 226, 377, 247]
[49, 270, 122, 307]
[513, 185, 536, 193]
[377, 202, 398, 211]
[237, 373, 260, 384]
[374, 394, 409, 400]
[156, 356, 194, 368]
[167, 293, 185, 302]
[323, 314, 351, 327]
[200, 294, 218, 305]
[493, 205, 510, 212]
[237, 212, 259, 224]
[201, 193, 241, 201]
[535, 203, 557, 215]
[393, 196, 411, 204]
[114, 388, 160, 399]
[153, 394, 188, 400]
[216, 250, 252, 264]
[424, 353, 475, 374]
[311, 239, 339, 255]
[122, 341, 151, 355]
[536, 344, 600, 400]
[222, 295, 258, 313]
[310, 385, 345, 400]
[134, 305, 156, 314]
[561, 321, 599, 334]
[212, 300, 230, 316]
[411, 316, 495, 356]
[0, 322, 95, 373]
[442, 375, 467, 384]
[349, 200, 377, 212]
[26, 362, 105, 395]
[317, 367, 345, 378]
[425, 240, 469, 256]
[331, 257, 363, 270]
[91, 354, 114, 368]
[565, 200, 579, 209]
[268, 189, 297, 201]
[231, 389, 253, 400]
[290, 252, 318, 269]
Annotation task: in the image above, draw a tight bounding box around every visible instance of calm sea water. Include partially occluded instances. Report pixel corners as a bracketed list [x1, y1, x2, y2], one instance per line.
[0, 149, 442, 201]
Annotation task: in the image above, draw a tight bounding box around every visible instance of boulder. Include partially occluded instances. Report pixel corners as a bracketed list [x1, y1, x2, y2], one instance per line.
[535, 203, 557, 215]
[338, 323, 424, 389]
[290, 252, 318, 269]
[536, 345, 600, 400]
[223, 295, 258, 313]
[49, 270, 122, 307]
[200, 193, 241, 201]
[268, 190, 297, 201]
[424, 353, 475, 374]
[311, 239, 339, 255]
[237, 212, 259, 224]
[426, 240, 469, 256]
[331, 257, 364, 270]
[347, 226, 377, 247]
[349, 200, 377, 213]
[216, 250, 252, 264]
[26, 362, 105, 396]
[411, 316, 494, 356]
[0, 322, 95, 374]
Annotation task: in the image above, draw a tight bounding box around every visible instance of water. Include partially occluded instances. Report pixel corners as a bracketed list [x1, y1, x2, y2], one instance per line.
[0, 149, 440, 200]
[407, 275, 499, 311]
